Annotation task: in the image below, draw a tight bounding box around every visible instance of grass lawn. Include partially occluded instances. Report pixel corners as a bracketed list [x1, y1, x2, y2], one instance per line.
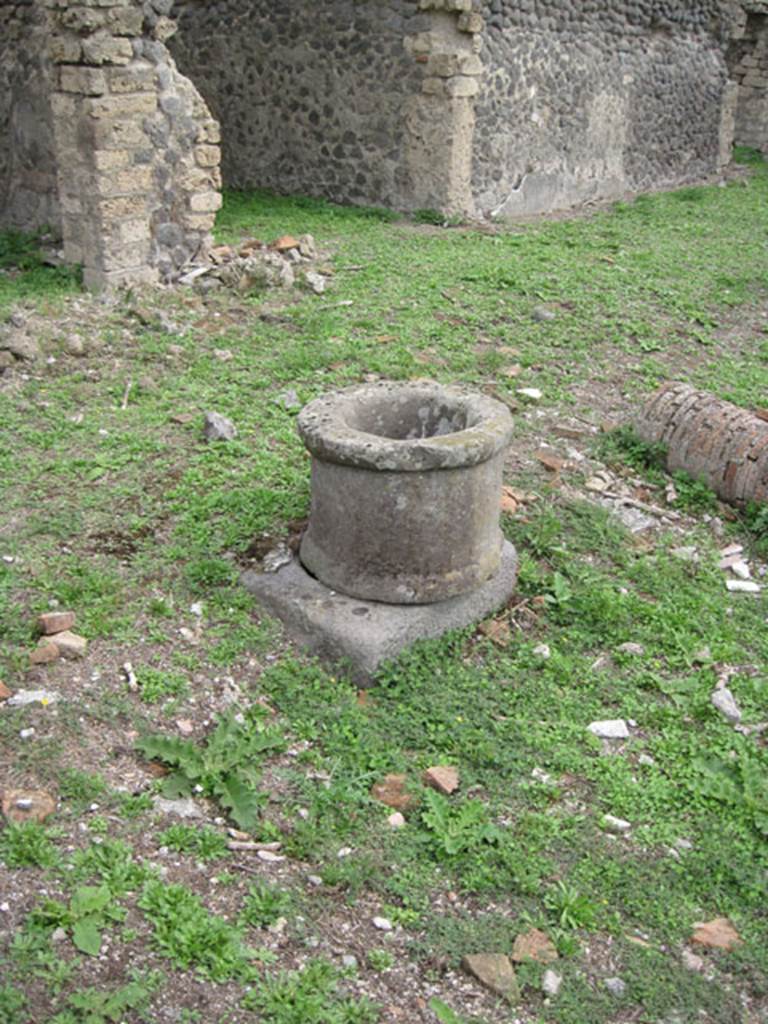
[0, 150, 767, 1024]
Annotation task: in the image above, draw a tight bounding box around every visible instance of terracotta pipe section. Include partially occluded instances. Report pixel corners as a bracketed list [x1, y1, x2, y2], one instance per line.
[634, 382, 768, 505]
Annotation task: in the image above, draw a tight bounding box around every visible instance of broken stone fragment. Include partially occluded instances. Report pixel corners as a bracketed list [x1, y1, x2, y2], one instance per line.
[203, 411, 237, 442]
[726, 579, 760, 594]
[272, 235, 299, 252]
[588, 719, 630, 739]
[711, 687, 741, 724]
[602, 813, 632, 833]
[303, 270, 326, 295]
[30, 642, 60, 665]
[387, 812, 406, 828]
[0, 330, 40, 361]
[691, 917, 742, 951]
[52, 630, 88, 660]
[585, 475, 611, 493]
[422, 765, 459, 795]
[2, 789, 56, 824]
[532, 306, 557, 322]
[37, 610, 76, 635]
[152, 796, 203, 819]
[511, 928, 558, 964]
[370, 773, 416, 812]
[298, 234, 317, 258]
[7, 689, 61, 707]
[535, 449, 565, 473]
[542, 968, 563, 996]
[616, 642, 644, 656]
[462, 953, 520, 1004]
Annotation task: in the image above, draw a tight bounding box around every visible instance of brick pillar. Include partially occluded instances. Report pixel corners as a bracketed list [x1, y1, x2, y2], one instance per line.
[45, 0, 159, 289]
[44, 0, 221, 290]
[403, 0, 485, 215]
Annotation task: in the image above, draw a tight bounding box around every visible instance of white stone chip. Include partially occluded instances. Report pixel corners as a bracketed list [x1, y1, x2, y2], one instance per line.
[7, 689, 61, 707]
[711, 687, 742, 724]
[542, 969, 562, 997]
[588, 719, 630, 739]
[257, 850, 285, 863]
[372, 916, 393, 931]
[726, 579, 761, 593]
[602, 814, 632, 833]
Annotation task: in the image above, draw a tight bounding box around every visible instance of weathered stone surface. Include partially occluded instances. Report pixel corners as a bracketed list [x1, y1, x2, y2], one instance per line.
[30, 642, 60, 665]
[462, 953, 520, 1003]
[711, 687, 742, 724]
[370, 773, 416, 812]
[52, 630, 88, 660]
[691, 917, 743, 950]
[588, 719, 630, 740]
[423, 765, 459, 795]
[2, 0, 759, 286]
[38, 611, 76, 636]
[241, 542, 518, 686]
[203, 411, 237, 442]
[2, 789, 56, 825]
[0, 332, 40, 361]
[512, 928, 558, 964]
[298, 381, 513, 604]
[474, 2, 740, 219]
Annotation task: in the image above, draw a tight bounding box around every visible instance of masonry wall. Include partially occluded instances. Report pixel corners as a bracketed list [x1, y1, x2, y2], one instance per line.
[170, 0, 428, 208]
[473, 0, 732, 218]
[728, 3, 768, 151]
[0, 1, 60, 232]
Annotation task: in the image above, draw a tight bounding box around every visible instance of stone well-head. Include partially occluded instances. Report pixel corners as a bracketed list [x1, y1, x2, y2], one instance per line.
[297, 380, 513, 604]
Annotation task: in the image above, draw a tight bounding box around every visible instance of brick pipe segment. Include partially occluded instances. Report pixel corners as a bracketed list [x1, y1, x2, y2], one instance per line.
[634, 382, 768, 505]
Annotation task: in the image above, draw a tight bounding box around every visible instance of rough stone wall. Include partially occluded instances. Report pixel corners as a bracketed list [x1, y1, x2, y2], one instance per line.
[473, 1, 732, 218]
[170, 0, 429, 209]
[43, 0, 222, 288]
[728, 2, 768, 151]
[0, 1, 60, 232]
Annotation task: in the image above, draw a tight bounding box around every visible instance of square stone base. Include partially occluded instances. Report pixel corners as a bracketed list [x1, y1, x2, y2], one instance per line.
[241, 542, 518, 686]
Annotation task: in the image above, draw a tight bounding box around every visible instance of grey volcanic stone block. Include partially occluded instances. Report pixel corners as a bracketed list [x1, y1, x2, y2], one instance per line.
[241, 541, 518, 686]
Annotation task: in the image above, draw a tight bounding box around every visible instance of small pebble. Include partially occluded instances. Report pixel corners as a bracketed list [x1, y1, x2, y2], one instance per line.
[617, 642, 644, 656]
[711, 687, 742, 724]
[373, 916, 393, 931]
[19, 728, 35, 739]
[682, 949, 704, 972]
[604, 977, 626, 997]
[588, 719, 629, 739]
[602, 814, 631, 833]
[533, 642, 551, 659]
[542, 969, 562, 997]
